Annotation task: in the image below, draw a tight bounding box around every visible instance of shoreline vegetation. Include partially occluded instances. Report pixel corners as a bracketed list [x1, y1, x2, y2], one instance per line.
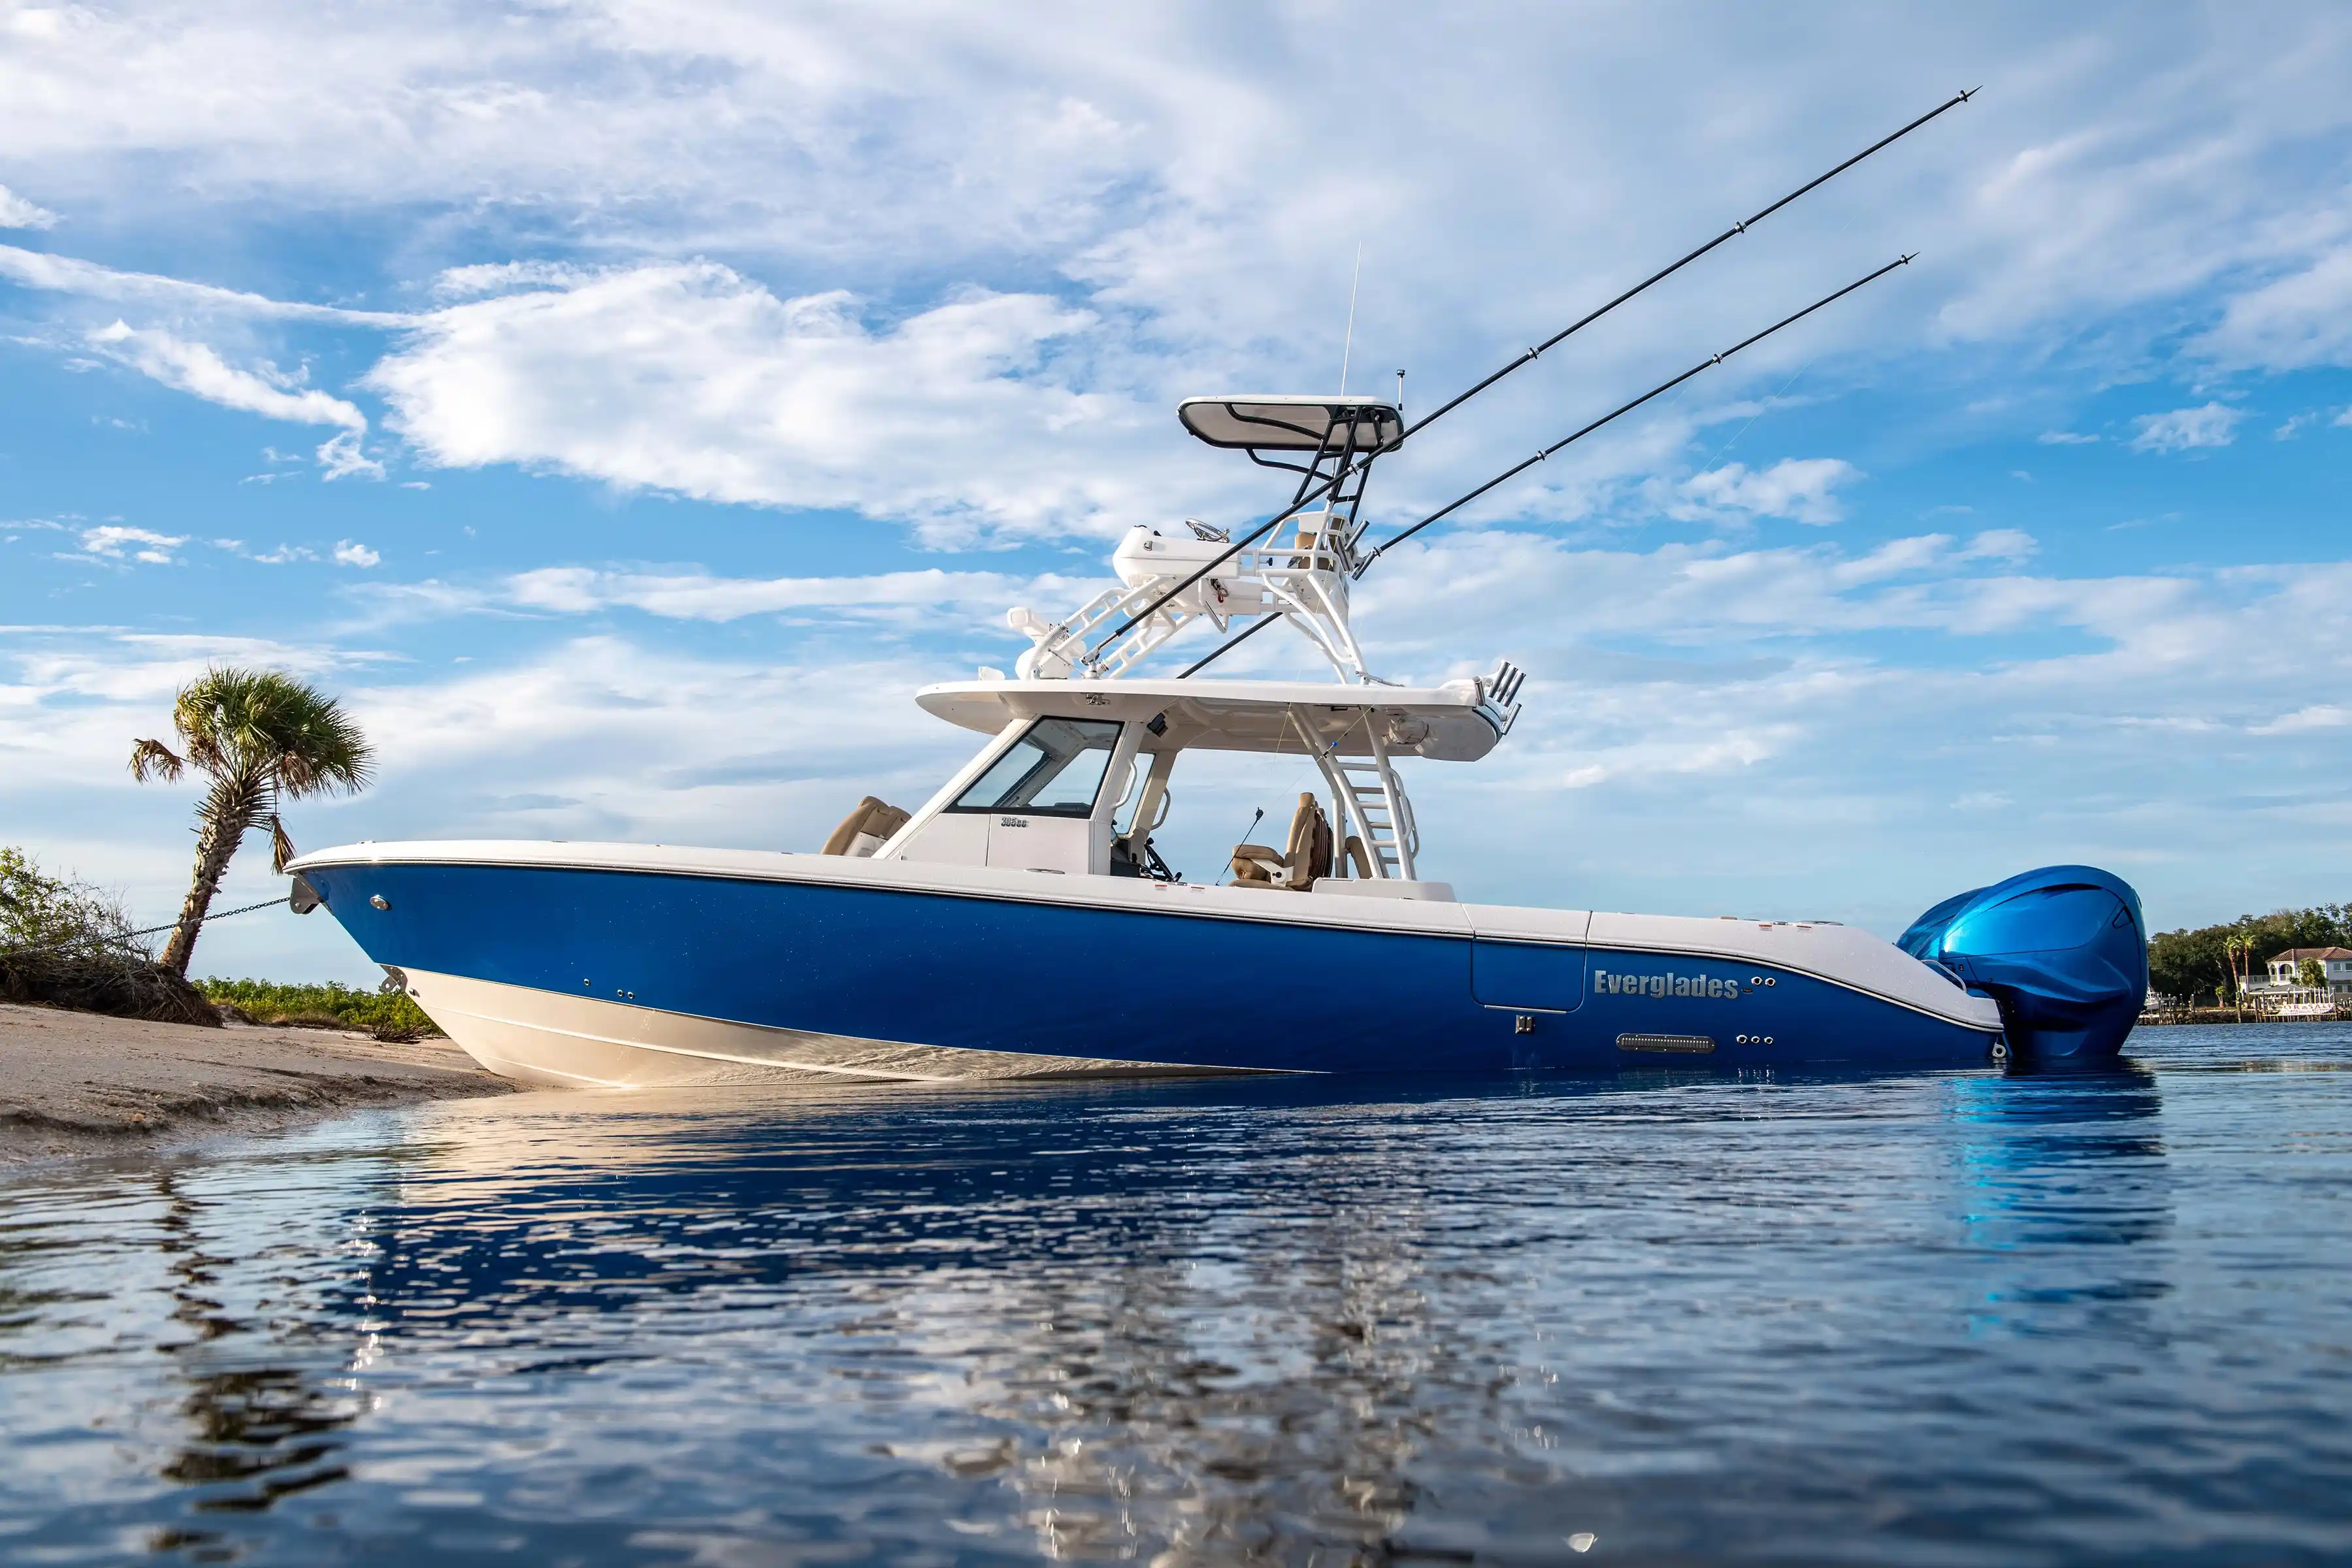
[197, 977, 442, 1040]
[2, 845, 440, 1040]
[2148, 901, 2352, 1013]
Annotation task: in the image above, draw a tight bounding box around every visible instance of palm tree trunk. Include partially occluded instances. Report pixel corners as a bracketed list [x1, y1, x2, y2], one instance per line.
[157, 777, 259, 977]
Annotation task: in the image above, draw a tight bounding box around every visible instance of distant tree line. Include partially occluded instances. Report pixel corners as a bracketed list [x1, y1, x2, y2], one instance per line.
[2148, 904, 2352, 1005]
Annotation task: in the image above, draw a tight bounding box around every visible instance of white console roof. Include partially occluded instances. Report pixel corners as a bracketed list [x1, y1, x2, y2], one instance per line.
[916, 677, 1502, 760]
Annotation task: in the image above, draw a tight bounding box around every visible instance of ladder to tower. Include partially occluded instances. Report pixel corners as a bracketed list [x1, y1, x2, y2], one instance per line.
[1298, 711, 1418, 881]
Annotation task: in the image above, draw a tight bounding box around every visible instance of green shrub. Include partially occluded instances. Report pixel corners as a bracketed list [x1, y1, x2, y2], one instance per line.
[197, 977, 442, 1038]
[0, 847, 146, 958]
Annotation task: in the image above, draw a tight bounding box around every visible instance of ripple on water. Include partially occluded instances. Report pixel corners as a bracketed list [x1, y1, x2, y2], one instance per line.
[0, 1024, 2348, 1564]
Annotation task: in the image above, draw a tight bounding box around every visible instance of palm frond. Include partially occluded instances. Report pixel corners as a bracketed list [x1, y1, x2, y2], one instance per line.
[270, 815, 298, 874]
[128, 738, 185, 783]
[161, 666, 375, 798]
[269, 693, 374, 800]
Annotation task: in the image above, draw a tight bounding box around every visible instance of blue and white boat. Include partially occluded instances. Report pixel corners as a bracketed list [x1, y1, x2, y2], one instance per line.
[290, 389, 2148, 1086]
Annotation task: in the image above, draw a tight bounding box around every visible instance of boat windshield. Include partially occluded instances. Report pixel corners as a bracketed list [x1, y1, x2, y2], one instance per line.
[951, 717, 1124, 817]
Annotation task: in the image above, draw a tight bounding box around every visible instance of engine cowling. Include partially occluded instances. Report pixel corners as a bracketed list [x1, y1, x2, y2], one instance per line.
[1899, 865, 2148, 1062]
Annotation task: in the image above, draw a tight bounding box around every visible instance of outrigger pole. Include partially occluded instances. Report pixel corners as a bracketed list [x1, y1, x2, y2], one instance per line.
[1082, 89, 1976, 672]
[1172, 254, 1917, 678]
[1404, 88, 1974, 441]
[1354, 252, 1916, 573]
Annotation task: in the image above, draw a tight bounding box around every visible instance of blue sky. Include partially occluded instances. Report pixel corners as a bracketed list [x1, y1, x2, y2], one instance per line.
[5, 3, 2352, 983]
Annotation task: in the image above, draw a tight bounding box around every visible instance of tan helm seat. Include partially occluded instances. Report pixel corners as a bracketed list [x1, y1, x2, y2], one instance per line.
[822, 796, 911, 857]
[1229, 843, 1284, 885]
[1229, 793, 1332, 889]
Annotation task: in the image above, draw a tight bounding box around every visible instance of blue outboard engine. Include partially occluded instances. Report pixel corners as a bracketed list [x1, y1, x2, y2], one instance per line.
[1899, 866, 2148, 1062]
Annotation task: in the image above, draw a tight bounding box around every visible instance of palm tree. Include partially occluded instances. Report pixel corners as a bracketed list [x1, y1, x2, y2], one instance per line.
[2223, 931, 2251, 1022]
[129, 668, 373, 975]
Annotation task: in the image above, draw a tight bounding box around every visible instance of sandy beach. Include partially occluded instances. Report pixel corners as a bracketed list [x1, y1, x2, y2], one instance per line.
[0, 1001, 513, 1166]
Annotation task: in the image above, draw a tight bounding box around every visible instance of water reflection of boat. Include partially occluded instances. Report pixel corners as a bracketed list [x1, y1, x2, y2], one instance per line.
[1947, 1062, 2171, 1250]
[288, 98, 2147, 1086]
[309, 1065, 2186, 1561]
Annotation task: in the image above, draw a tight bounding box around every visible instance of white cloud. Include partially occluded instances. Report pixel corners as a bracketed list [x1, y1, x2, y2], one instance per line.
[333, 540, 380, 567]
[316, 430, 384, 482]
[1674, 458, 1861, 525]
[84, 321, 391, 480]
[366, 264, 1186, 540]
[0, 244, 401, 325]
[502, 565, 1064, 623]
[0, 184, 56, 229]
[88, 322, 364, 429]
[1344, 527, 2190, 670]
[1963, 527, 2038, 563]
[2194, 247, 2352, 370]
[2252, 704, 2352, 735]
[1, 12, 2349, 554]
[2036, 430, 2098, 444]
[199, 542, 333, 564]
[2129, 402, 2242, 453]
[429, 261, 594, 299]
[73, 525, 186, 564]
[3, 10, 2348, 544]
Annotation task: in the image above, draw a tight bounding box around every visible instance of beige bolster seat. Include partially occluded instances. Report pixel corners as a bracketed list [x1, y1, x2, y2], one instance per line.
[821, 796, 911, 857]
[1229, 792, 1333, 890]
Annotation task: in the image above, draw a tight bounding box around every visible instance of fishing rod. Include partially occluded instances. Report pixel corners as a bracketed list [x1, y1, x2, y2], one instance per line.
[1086, 90, 1974, 673]
[1405, 88, 1975, 443]
[1172, 255, 1915, 679]
[1176, 253, 1914, 678]
[1177, 607, 1281, 677]
[1352, 253, 1916, 577]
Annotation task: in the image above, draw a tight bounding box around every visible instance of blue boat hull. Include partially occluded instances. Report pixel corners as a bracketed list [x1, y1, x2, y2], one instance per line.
[300, 860, 2009, 1079]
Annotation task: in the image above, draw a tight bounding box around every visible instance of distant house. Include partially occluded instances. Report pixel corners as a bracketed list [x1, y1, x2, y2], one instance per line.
[2252, 947, 2352, 996]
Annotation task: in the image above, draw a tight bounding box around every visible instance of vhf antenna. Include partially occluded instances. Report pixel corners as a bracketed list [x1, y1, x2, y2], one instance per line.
[1339, 243, 1362, 395]
[1089, 88, 1977, 672]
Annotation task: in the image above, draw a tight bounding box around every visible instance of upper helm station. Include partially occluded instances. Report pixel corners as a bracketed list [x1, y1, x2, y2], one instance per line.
[819, 393, 1526, 898]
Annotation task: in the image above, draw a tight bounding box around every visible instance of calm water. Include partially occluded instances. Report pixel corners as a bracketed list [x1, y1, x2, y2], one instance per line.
[1, 1028, 2347, 1565]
